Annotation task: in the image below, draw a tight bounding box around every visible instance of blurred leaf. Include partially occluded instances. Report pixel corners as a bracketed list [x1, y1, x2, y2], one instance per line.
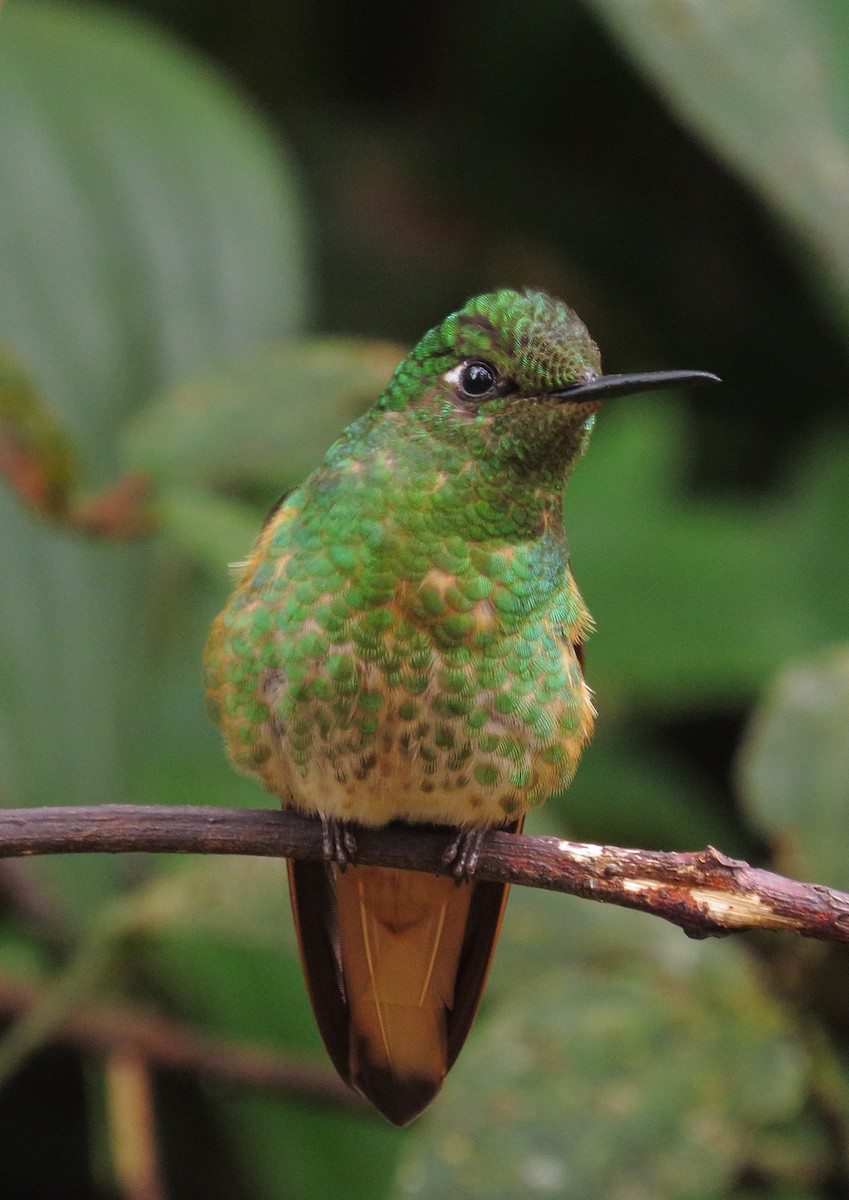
[585, 0, 849, 320]
[491, 867, 687, 996]
[123, 337, 403, 491]
[224, 1093, 400, 1200]
[0, 0, 307, 915]
[397, 938, 810, 1200]
[568, 398, 790, 707]
[0, 348, 75, 516]
[784, 432, 849, 645]
[0, 926, 52, 981]
[730, 1193, 819, 1200]
[0, 909, 127, 1087]
[113, 854, 402, 1198]
[145, 930, 402, 1200]
[568, 397, 849, 711]
[0, 1, 308, 459]
[126, 856, 296, 954]
[399, 872, 825, 1198]
[554, 720, 744, 853]
[736, 645, 849, 889]
[155, 486, 263, 572]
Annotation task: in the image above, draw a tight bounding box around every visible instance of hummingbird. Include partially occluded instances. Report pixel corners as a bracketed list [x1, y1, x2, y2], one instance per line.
[204, 289, 718, 1125]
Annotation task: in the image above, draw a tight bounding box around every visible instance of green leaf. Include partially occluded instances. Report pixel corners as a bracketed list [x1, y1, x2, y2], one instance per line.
[554, 721, 745, 853]
[0, 0, 307, 917]
[111, 852, 403, 1199]
[584, 0, 849, 319]
[736, 645, 849, 889]
[397, 933, 810, 1200]
[225, 1094, 400, 1200]
[0, 2, 308, 458]
[784, 433, 849, 646]
[123, 337, 404, 491]
[155, 486, 263, 572]
[145, 930, 403, 1200]
[567, 398, 789, 708]
[126, 856, 298, 954]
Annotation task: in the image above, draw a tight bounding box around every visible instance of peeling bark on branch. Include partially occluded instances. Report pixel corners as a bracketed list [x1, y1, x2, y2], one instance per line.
[1, 804, 848, 944]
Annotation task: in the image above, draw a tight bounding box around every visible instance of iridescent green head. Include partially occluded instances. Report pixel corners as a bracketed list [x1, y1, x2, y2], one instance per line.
[379, 289, 602, 471]
[376, 289, 718, 477]
[383, 289, 602, 404]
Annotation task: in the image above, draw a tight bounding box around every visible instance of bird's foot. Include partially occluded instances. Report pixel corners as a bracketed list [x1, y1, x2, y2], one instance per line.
[321, 815, 357, 869]
[442, 827, 487, 884]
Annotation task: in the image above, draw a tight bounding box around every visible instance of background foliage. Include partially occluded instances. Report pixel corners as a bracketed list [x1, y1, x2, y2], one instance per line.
[1, 0, 849, 1196]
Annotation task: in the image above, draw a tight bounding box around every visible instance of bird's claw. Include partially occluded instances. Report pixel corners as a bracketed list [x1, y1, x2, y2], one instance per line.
[442, 828, 486, 884]
[321, 815, 357, 869]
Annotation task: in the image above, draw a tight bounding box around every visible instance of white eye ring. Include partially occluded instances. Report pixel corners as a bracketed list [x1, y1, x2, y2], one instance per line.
[443, 364, 465, 387]
[444, 360, 499, 399]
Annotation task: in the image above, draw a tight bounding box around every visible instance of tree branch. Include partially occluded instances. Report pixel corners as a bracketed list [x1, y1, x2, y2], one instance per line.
[1, 804, 848, 944]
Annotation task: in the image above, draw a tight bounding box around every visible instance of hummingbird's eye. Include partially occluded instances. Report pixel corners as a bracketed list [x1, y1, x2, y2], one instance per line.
[458, 360, 498, 398]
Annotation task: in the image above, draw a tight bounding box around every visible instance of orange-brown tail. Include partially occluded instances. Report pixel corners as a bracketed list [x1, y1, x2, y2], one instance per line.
[288, 839, 514, 1126]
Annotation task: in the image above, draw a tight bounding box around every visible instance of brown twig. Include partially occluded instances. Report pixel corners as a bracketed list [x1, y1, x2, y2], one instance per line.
[0, 435, 66, 515]
[0, 439, 154, 538]
[0, 975, 365, 1114]
[68, 474, 156, 539]
[106, 1048, 168, 1200]
[1, 805, 848, 944]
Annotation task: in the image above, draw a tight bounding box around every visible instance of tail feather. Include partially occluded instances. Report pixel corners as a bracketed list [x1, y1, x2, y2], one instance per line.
[286, 858, 350, 1082]
[288, 822, 520, 1126]
[336, 866, 472, 1122]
